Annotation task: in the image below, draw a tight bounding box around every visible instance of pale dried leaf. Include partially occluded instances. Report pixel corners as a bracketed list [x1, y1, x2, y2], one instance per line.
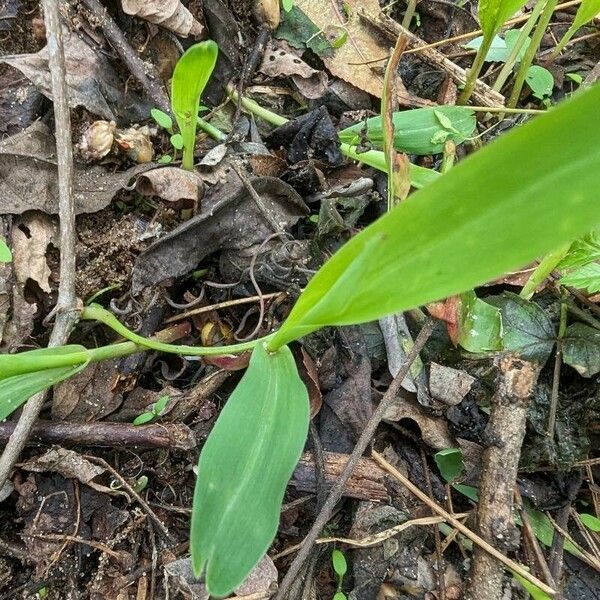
[429, 362, 475, 406]
[121, 0, 203, 37]
[136, 167, 204, 204]
[296, 0, 420, 105]
[11, 212, 57, 293]
[259, 42, 328, 99]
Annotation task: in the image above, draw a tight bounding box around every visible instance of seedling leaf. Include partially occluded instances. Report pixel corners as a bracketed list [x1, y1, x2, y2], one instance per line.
[525, 65, 554, 99]
[0, 238, 11, 263]
[271, 84, 600, 348]
[332, 549, 348, 577]
[150, 108, 173, 131]
[434, 448, 464, 482]
[190, 343, 309, 596]
[133, 412, 156, 426]
[171, 41, 218, 170]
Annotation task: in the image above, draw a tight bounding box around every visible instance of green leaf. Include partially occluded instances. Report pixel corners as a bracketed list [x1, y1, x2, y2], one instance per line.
[0, 345, 89, 379]
[525, 65, 554, 99]
[504, 28, 531, 62]
[463, 35, 508, 62]
[282, 0, 295, 12]
[275, 5, 333, 56]
[191, 343, 309, 596]
[434, 448, 465, 482]
[478, 0, 529, 40]
[270, 84, 600, 348]
[487, 293, 555, 364]
[514, 573, 552, 600]
[157, 154, 173, 164]
[566, 72, 583, 85]
[170, 133, 184, 150]
[452, 483, 479, 501]
[332, 549, 348, 577]
[0, 238, 11, 263]
[154, 394, 170, 415]
[560, 262, 600, 293]
[0, 365, 86, 421]
[150, 108, 173, 131]
[338, 106, 476, 155]
[559, 228, 600, 269]
[562, 322, 600, 377]
[333, 593, 347, 600]
[555, 0, 600, 53]
[525, 505, 580, 556]
[133, 412, 156, 426]
[171, 41, 218, 170]
[457, 291, 503, 353]
[579, 513, 600, 532]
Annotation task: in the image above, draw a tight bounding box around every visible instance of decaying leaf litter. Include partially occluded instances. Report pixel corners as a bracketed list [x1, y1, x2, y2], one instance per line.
[1, 0, 600, 599]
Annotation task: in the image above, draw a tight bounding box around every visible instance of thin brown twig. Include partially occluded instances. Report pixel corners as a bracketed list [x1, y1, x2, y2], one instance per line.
[0, 0, 79, 493]
[372, 452, 557, 596]
[274, 319, 435, 600]
[79, 0, 170, 113]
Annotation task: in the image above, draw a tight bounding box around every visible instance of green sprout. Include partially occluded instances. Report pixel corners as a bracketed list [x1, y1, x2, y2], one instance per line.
[332, 549, 348, 600]
[133, 394, 170, 426]
[0, 238, 12, 263]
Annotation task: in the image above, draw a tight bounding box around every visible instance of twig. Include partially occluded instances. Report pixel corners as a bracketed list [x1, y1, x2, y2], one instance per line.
[274, 319, 435, 600]
[83, 455, 175, 544]
[372, 451, 557, 596]
[548, 292, 567, 436]
[79, 0, 170, 113]
[362, 11, 505, 107]
[0, 421, 196, 450]
[466, 356, 541, 600]
[0, 0, 79, 493]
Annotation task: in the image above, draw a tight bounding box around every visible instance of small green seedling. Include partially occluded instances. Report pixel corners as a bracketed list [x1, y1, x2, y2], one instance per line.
[332, 549, 348, 600]
[171, 41, 218, 170]
[3, 65, 600, 599]
[150, 108, 184, 164]
[0, 238, 12, 263]
[133, 394, 170, 426]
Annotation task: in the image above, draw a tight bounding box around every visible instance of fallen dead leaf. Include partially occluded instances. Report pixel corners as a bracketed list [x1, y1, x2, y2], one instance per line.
[429, 362, 475, 406]
[2, 25, 150, 121]
[121, 0, 203, 38]
[294, 0, 425, 106]
[0, 122, 154, 214]
[11, 211, 57, 294]
[259, 41, 328, 99]
[136, 167, 204, 206]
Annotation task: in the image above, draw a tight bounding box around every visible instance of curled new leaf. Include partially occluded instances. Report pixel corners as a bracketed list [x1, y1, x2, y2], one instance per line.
[270, 83, 600, 348]
[191, 343, 309, 596]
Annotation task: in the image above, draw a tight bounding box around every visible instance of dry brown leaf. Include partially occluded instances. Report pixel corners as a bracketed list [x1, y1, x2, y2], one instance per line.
[136, 167, 204, 205]
[0, 122, 154, 214]
[11, 212, 57, 293]
[2, 25, 149, 121]
[429, 362, 475, 406]
[295, 0, 424, 106]
[259, 41, 328, 99]
[121, 0, 203, 38]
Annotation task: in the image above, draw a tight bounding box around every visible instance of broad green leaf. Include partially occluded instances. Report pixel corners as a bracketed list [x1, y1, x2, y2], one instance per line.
[478, 0, 529, 40]
[0, 345, 88, 379]
[191, 343, 309, 596]
[282, 0, 294, 11]
[514, 573, 552, 600]
[457, 291, 503, 353]
[525, 505, 580, 556]
[453, 483, 479, 501]
[560, 262, 600, 293]
[558, 227, 600, 269]
[487, 293, 555, 364]
[171, 41, 218, 170]
[170, 133, 184, 150]
[463, 35, 508, 61]
[562, 322, 600, 377]
[0, 238, 11, 263]
[0, 365, 86, 421]
[555, 0, 600, 53]
[579, 513, 600, 532]
[132, 412, 155, 426]
[150, 108, 173, 131]
[434, 448, 464, 482]
[332, 549, 348, 577]
[338, 107, 476, 155]
[270, 84, 600, 349]
[504, 28, 531, 61]
[525, 65, 554, 99]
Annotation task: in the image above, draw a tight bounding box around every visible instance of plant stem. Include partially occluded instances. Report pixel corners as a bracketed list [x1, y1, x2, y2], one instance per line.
[458, 34, 494, 105]
[82, 303, 273, 356]
[402, 0, 419, 29]
[520, 242, 571, 299]
[493, 0, 547, 93]
[197, 116, 227, 141]
[508, 0, 558, 108]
